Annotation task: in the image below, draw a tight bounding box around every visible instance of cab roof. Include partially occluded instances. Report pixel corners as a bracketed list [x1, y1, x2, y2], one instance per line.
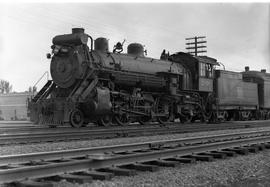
[170, 52, 219, 66]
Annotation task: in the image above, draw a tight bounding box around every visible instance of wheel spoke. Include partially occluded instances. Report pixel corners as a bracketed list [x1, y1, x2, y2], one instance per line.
[156, 98, 172, 125]
[114, 113, 131, 126]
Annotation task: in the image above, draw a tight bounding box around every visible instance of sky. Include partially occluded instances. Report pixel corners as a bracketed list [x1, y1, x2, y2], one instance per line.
[0, 3, 269, 92]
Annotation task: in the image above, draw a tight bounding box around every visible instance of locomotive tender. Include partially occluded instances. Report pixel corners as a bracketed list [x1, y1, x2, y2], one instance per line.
[28, 28, 270, 127]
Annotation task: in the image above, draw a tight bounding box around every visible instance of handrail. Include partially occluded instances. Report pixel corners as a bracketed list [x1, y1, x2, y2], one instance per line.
[33, 71, 49, 90]
[218, 61, 226, 70]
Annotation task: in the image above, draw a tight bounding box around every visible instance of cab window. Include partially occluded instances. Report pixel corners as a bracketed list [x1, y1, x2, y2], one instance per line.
[206, 64, 213, 78]
[200, 63, 206, 77]
[200, 63, 213, 78]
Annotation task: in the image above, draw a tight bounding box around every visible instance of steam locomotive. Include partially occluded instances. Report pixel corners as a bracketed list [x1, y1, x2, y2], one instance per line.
[28, 28, 270, 127]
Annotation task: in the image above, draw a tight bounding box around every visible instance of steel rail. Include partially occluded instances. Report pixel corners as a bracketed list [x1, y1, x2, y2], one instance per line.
[0, 123, 184, 134]
[0, 119, 269, 131]
[1, 135, 270, 183]
[0, 122, 240, 133]
[1, 129, 270, 165]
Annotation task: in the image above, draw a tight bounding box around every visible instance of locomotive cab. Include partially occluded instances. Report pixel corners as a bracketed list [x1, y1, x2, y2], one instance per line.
[169, 52, 218, 92]
[195, 56, 218, 92]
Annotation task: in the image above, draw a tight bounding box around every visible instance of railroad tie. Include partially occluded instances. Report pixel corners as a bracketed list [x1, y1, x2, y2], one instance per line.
[224, 147, 249, 155]
[0, 164, 19, 169]
[111, 151, 134, 155]
[73, 170, 114, 180]
[142, 160, 180, 167]
[263, 142, 270, 149]
[255, 144, 266, 151]
[244, 146, 259, 153]
[182, 154, 214, 162]
[198, 152, 227, 159]
[50, 174, 93, 184]
[132, 149, 152, 153]
[21, 160, 51, 167]
[13, 180, 53, 187]
[119, 163, 159, 172]
[97, 167, 136, 176]
[211, 150, 236, 157]
[165, 156, 196, 164]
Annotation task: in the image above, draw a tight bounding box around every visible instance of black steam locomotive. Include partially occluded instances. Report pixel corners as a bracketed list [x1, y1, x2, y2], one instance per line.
[28, 28, 270, 127]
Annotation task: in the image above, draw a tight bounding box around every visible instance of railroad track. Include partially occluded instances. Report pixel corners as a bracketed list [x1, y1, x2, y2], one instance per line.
[1, 130, 270, 186]
[1, 119, 270, 133]
[1, 122, 270, 145]
[0, 121, 33, 128]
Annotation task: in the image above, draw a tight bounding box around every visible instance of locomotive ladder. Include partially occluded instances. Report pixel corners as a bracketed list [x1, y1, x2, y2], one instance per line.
[32, 80, 55, 103]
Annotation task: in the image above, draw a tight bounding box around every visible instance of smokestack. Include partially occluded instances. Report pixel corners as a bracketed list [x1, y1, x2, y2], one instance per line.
[72, 28, 85, 34]
[245, 66, 249, 72]
[261, 69, 266, 73]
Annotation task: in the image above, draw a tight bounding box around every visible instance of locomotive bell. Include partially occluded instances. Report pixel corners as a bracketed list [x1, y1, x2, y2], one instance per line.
[127, 43, 144, 57]
[94, 37, 109, 52]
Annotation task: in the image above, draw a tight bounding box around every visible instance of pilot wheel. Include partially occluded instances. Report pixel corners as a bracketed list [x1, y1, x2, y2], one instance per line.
[70, 109, 84, 128]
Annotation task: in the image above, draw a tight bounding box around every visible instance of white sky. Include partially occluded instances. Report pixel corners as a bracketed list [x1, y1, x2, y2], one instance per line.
[0, 3, 269, 92]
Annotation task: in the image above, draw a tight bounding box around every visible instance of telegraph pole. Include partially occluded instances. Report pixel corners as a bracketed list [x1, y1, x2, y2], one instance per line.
[185, 36, 207, 56]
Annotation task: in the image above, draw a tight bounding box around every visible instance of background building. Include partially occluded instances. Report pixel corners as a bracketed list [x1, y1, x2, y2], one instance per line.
[0, 92, 34, 120]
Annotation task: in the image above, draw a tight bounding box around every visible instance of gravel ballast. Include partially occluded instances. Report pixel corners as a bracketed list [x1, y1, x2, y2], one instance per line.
[2, 126, 270, 186]
[54, 150, 270, 187]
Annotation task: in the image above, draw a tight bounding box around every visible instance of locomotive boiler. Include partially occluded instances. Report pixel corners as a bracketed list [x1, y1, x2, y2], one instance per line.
[28, 28, 215, 127]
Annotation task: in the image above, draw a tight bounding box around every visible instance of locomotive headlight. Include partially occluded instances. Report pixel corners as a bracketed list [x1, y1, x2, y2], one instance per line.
[53, 47, 60, 54]
[60, 47, 69, 53]
[52, 45, 61, 54]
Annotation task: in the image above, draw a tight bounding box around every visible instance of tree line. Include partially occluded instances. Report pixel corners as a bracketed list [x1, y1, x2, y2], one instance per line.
[0, 80, 12, 94]
[0, 79, 37, 94]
